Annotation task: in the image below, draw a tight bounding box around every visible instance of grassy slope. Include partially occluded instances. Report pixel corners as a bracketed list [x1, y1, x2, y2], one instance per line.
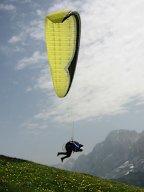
[0, 155, 144, 192]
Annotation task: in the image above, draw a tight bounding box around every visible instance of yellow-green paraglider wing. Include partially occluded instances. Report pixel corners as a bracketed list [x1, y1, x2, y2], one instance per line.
[45, 10, 81, 97]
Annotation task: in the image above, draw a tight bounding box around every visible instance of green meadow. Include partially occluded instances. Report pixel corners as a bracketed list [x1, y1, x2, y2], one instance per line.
[0, 155, 144, 192]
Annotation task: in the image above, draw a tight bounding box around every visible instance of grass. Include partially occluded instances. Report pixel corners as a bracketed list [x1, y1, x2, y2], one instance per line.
[0, 155, 144, 192]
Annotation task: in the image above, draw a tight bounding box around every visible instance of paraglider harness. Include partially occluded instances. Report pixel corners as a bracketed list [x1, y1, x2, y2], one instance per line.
[66, 141, 83, 152]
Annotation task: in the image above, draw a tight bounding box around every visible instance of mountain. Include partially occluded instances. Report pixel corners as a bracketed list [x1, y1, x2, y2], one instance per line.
[0, 155, 143, 192]
[117, 172, 144, 188]
[60, 129, 144, 187]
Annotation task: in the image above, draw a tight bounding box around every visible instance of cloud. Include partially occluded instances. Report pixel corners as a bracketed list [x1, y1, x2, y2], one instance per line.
[36, 9, 45, 17]
[33, 0, 144, 123]
[8, 19, 44, 47]
[8, 11, 45, 49]
[26, 20, 44, 41]
[0, 3, 16, 11]
[16, 51, 47, 70]
[26, 123, 48, 130]
[47, 0, 81, 13]
[20, 121, 49, 135]
[8, 35, 22, 44]
[34, 67, 53, 92]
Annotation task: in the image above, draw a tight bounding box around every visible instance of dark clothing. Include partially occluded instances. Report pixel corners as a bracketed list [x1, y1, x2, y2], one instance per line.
[57, 141, 83, 162]
[71, 141, 83, 152]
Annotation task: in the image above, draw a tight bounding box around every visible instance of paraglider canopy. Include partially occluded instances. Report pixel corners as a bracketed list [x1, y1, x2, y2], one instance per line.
[45, 10, 81, 97]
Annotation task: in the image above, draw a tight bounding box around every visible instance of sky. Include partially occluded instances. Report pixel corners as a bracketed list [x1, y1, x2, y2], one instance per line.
[1, 0, 144, 165]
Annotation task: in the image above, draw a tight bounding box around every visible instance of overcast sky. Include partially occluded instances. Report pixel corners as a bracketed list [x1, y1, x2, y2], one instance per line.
[1, 0, 144, 165]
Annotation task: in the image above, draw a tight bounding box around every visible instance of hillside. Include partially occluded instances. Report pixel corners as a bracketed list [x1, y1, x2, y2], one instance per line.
[0, 155, 144, 192]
